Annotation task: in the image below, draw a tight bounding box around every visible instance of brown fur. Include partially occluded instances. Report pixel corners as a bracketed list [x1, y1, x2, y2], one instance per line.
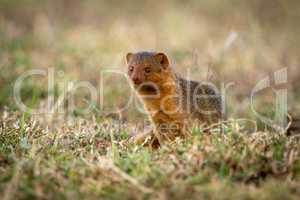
[126, 51, 222, 148]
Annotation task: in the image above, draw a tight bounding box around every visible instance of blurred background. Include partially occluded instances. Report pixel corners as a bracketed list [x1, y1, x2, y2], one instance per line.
[0, 0, 299, 128]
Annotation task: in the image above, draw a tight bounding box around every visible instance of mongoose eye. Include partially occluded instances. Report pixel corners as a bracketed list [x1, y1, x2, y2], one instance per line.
[144, 67, 151, 74]
[129, 66, 134, 72]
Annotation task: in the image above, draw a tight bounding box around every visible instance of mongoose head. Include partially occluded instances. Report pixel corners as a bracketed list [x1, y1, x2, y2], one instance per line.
[126, 51, 169, 88]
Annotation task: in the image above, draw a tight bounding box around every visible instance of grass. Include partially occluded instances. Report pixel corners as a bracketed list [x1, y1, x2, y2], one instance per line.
[0, 113, 300, 199]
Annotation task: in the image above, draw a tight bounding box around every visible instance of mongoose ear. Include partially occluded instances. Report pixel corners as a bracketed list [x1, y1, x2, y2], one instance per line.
[126, 53, 133, 64]
[156, 52, 169, 69]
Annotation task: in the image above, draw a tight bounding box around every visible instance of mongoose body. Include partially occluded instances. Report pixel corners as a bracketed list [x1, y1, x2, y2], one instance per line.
[126, 51, 223, 147]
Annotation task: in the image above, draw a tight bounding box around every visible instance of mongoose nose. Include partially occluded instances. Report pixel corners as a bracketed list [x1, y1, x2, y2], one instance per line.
[132, 77, 142, 85]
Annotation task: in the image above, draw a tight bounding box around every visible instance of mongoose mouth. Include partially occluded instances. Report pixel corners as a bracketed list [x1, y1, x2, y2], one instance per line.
[132, 81, 142, 86]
